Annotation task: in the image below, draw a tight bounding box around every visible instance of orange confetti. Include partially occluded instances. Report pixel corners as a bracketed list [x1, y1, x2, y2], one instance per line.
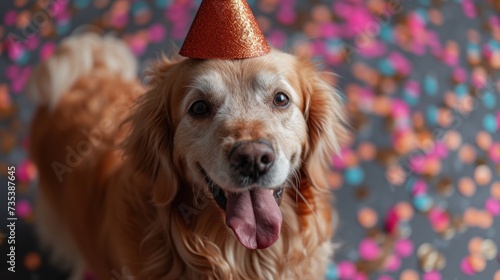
[476, 131, 492, 150]
[428, 9, 443, 26]
[386, 165, 406, 186]
[357, 142, 377, 161]
[395, 202, 414, 222]
[444, 130, 462, 150]
[400, 269, 419, 280]
[358, 207, 378, 228]
[23, 252, 41, 271]
[459, 177, 476, 197]
[459, 144, 476, 164]
[494, 270, 500, 280]
[491, 182, 500, 199]
[474, 165, 492, 186]
[311, 5, 331, 23]
[468, 237, 484, 256]
[468, 254, 486, 272]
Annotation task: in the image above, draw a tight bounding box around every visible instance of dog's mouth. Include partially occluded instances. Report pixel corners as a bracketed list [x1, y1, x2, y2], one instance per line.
[200, 167, 284, 250]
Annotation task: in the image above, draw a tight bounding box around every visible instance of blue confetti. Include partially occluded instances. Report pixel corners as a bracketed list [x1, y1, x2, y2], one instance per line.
[74, 0, 91, 9]
[424, 74, 438, 96]
[426, 106, 438, 125]
[403, 91, 419, 106]
[481, 90, 496, 109]
[378, 59, 395, 76]
[344, 167, 364, 186]
[132, 1, 149, 14]
[413, 194, 433, 212]
[455, 84, 468, 97]
[15, 49, 30, 65]
[56, 20, 71, 35]
[325, 263, 339, 280]
[483, 114, 497, 133]
[155, 0, 173, 8]
[379, 25, 393, 43]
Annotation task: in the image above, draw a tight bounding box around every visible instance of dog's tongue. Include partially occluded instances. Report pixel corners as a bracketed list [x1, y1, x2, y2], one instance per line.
[226, 188, 282, 249]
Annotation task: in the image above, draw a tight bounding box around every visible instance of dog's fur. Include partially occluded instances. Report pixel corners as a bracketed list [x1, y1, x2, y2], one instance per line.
[29, 34, 347, 280]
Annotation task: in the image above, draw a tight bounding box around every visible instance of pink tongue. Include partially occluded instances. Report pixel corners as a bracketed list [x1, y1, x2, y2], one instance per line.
[226, 188, 283, 249]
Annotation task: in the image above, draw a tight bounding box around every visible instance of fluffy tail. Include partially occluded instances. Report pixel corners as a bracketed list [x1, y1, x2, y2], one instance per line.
[27, 33, 137, 108]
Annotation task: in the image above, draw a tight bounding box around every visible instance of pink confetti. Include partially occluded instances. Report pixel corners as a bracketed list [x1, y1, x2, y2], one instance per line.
[338, 261, 356, 279]
[429, 142, 449, 159]
[16, 200, 32, 218]
[490, 16, 500, 27]
[460, 257, 475, 275]
[111, 14, 129, 28]
[359, 238, 381, 261]
[489, 143, 500, 163]
[128, 35, 147, 56]
[4, 10, 17, 26]
[423, 271, 442, 280]
[442, 50, 458, 66]
[267, 30, 287, 49]
[277, 6, 296, 26]
[410, 155, 426, 174]
[405, 80, 421, 97]
[395, 239, 414, 258]
[17, 159, 36, 182]
[171, 23, 189, 40]
[149, 24, 166, 43]
[391, 100, 410, 118]
[453, 68, 468, 83]
[319, 23, 340, 38]
[353, 272, 368, 280]
[412, 180, 428, 196]
[51, 1, 69, 18]
[485, 198, 500, 216]
[358, 40, 387, 58]
[40, 42, 56, 61]
[462, 0, 477, 18]
[471, 71, 487, 89]
[428, 207, 450, 229]
[482, 44, 493, 59]
[7, 42, 24, 61]
[385, 208, 399, 234]
[25, 35, 40, 51]
[331, 148, 351, 170]
[384, 254, 401, 272]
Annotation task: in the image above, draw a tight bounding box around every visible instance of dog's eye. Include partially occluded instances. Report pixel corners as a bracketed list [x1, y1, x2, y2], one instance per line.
[189, 101, 209, 116]
[273, 92, 290, 108]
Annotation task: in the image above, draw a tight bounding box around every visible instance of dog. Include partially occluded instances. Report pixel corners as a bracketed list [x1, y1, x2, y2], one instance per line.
[28, 33, 347, 279]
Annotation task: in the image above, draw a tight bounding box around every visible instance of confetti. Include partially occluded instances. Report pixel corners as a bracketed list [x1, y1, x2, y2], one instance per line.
[358, 207, 378, 229]
[1, 0, 500, 278]
[359, 238, 381, 261]
[23, 252, 41, 271]
[459, 177, 476, 197]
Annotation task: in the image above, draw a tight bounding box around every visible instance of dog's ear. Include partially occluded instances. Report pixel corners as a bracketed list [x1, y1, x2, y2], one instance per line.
[123, 58, 185, 205]
[299, 59, 348, 191]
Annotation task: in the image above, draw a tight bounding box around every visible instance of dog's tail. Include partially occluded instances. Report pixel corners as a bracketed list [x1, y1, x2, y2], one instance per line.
[27, 33, 137, 108]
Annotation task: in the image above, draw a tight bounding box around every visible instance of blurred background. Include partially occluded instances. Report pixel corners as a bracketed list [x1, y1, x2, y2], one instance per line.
[1, 0, 500, 279]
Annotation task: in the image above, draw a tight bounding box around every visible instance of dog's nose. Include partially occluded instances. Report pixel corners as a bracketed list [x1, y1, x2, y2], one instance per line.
[229, 141, 275, 178]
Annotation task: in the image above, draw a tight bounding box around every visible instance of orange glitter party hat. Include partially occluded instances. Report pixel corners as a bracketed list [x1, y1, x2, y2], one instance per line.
[179, 0, 270, 59]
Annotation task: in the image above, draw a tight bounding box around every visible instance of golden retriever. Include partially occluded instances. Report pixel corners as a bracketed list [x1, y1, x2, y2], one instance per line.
[28, 34, 347, 279]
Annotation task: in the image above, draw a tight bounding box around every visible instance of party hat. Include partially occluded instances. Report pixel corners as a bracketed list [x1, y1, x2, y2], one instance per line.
[179, 0, 270, 59]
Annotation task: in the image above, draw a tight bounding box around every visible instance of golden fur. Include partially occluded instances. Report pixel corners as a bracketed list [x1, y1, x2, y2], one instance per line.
[29, 34, 347, 280]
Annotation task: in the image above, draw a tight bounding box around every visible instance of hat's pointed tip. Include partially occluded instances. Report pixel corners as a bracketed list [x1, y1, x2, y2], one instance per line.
[179, 0, 270, 60]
